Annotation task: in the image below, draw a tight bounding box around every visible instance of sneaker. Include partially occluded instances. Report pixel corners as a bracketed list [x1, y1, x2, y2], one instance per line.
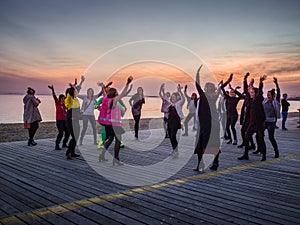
[282, 128, 288, 131]
[55, 145, 61, 150]
[71, 153, 80, 157]
[62, 144, 68, 148]
[120, 142, 125, 148]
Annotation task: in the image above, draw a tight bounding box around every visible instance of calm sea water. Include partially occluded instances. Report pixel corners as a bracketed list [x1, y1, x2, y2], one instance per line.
[0, 94, 299, 124]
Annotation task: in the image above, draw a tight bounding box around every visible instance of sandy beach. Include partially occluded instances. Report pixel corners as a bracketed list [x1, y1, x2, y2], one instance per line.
[1, 112, 299, 143]
[0, 117, 165, 142]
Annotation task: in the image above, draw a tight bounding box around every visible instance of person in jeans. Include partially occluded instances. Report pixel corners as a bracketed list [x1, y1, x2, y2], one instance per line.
[281, 93, 290, 130]
[48, 85, 70, 150]
[261, 77, 281, 158]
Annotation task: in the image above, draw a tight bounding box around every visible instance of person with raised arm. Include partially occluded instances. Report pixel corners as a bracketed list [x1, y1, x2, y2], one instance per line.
[77, 76, 103, 145]
[94, 82, 131, 149]
[48, 85, 70, 150]
[98, 76, 133, 165]
[167, 84, 185, 158]
[220, 74, 243, 145]
[64, 79, 81, 160]
[261, 77, 281, 158]
[23, 87, 42, 146]
[129, 87, 145, 140]
[194, 65, 221, 172]
[182, 85, 198, 136]
[238, 76, 266, 161]
[159, 83, 171, 138]
[238, 73, 256, 150]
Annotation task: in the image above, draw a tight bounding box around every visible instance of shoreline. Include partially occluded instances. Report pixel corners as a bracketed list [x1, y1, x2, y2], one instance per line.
[0, 118, 165, 143]
[0, 112, 299, 143]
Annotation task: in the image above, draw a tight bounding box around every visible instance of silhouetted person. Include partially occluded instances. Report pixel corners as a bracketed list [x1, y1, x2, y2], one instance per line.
[281, 93, 290, 130]
[238, 76, 266, 161]
[129, 87, 145, 140]
[194, 65, 221, 172]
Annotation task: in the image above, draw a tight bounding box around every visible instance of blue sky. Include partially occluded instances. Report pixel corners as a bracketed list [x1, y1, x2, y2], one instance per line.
[0, 0, 299, 95]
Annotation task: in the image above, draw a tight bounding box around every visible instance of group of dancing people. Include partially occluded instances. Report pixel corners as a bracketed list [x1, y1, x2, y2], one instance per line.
[23, 65, 290, 171]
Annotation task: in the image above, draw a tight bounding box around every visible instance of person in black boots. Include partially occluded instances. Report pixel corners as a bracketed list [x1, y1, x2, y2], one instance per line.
[238, 76, 266, 161]
[220, 74, 243, 145]
[64, 81, 81, 160]
[48, 85, 69, 150]
[194, 65, 221, 172]
[238, 73, 256, 150]
[23, 87, 42, 146]
[262, 77, 281, 158]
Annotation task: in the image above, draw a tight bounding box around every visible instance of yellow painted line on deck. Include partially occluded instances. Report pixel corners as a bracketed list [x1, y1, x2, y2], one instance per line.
[1, 154, 299, 225]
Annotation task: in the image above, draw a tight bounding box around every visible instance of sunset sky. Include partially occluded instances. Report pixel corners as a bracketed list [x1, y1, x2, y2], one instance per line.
[0, 0, 299, 96]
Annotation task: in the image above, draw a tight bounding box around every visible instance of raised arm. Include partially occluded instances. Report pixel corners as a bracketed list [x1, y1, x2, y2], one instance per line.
[259, 75, 266, 98]
[234, 86, 243, 99]
[273, 77, 280, 102]
[76, 75, 85, 93]
[177, 84, 185, 105]
[159, 83, 166, 99]
[48, 85, 58, 103]
[243, 72, 250, 94]
[114, 76, 133, 106]
[195, 65, 204, 96]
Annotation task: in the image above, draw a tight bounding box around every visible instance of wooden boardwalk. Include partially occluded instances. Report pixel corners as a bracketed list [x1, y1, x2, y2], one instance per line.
[0, 117, 299, 225]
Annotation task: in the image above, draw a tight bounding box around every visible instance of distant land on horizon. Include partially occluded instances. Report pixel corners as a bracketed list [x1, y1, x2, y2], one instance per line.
[0, 92, 300, 100]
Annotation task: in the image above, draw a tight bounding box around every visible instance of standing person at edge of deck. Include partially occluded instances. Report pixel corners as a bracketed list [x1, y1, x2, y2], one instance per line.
[220, 73, 243, 145]
[98, 76, 133, 166]
[167, 84, 185, 159]
[281, 93, 290, 130]
[64, 80, 81, 160]
[238, 73, 256, 150]
[194, 65, 221, 172]
[182, 85, 198, 136]
[260, 77, 281, 158]
[23, 87, 42, 146]
[238, 75, 266, 161]
[77, 76, 103, 145]
[129, 87, 145, 140]
[159, 83, 171, 138]
[48, 85, 70, 150]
